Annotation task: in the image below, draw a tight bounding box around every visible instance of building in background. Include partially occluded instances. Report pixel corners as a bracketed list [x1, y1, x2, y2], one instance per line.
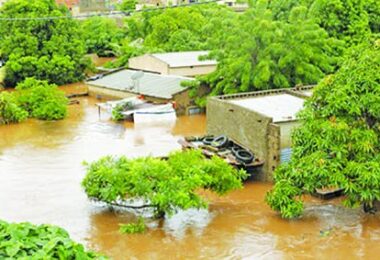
[128, 51, 217, 77]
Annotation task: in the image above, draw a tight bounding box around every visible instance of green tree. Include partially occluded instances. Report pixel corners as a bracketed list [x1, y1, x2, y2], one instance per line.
[190, 0, 340, 98]
[0, 0, 89, 87]
[268, 0, 372, 45]
[266, 40, 380, 218]
[81, 17, 125, 57]
[82, 149, 248, 218]
[107, 5, 237, 67]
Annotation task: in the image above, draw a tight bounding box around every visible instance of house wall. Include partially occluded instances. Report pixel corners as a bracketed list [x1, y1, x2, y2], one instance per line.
[207, 97, 274, 181]
[277, 121, 300, 148]
[88, 84, 191, 115]
[88, 85, 137, 100]
[168, 65, 217, 77]
[128, 55, 169, 75]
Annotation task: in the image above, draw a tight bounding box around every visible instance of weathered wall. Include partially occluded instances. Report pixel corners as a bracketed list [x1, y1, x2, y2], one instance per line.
[173, 90, 191, 115]
[128, 55, 169, 75]
[267, 123, 281, 182]
[88, 85, 136, 99]
[168, 65, 216, 77]
[207, 97, 273, 181]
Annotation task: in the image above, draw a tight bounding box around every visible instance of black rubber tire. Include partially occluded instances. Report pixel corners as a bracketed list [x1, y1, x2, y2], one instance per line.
[231, 145, 242, 155]
[235, 149, 254, 164]
[202, 136, 214, 145]
[211, 135, 229, 148]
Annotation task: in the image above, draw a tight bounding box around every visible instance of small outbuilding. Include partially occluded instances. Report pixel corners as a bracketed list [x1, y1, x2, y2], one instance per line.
[206, 86, 314, 181]
[128, 51, 217, 77]
[86, 69, 195, 115]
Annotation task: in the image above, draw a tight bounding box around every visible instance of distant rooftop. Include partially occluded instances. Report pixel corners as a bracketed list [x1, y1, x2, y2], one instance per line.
[88, 69, 193, 99]
[229, 94, 305, 123]
[151, 51, 217, 68]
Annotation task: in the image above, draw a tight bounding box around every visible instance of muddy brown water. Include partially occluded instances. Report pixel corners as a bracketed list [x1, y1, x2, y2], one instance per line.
[1, 91, 380, 259]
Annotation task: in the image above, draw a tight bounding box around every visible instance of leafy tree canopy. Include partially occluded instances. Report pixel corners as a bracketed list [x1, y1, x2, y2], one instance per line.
[82, 149, 248, 217]
[0, 220, 106, 259]
[81, 17, 125, 57]
[107, 4, 237, 67]
[187, 0, 341, 100]
[268, 0, 374, 45]
[0, 0, 89, 87]
[266, 40, 380, 218]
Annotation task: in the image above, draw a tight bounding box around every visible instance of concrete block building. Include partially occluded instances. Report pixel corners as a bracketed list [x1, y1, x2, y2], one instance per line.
[206, 86, 313, 181]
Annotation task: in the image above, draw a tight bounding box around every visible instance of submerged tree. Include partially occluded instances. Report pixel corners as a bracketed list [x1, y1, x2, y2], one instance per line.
[0, 0, 89, 87]
[266, 40, 380, 218]
[82, 149, 248, 217]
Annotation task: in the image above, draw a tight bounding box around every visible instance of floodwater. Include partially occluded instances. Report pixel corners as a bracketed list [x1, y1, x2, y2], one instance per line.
[1, 88, 380, 259]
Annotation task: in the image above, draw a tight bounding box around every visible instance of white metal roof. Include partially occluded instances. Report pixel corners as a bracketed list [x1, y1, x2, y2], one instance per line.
[151, 51, 217, 68]
[88, 70, 193, 99]
[229, 94, 305, 122]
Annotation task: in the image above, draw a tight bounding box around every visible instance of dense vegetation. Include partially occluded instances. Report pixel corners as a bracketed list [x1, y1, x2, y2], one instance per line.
[0, 78, 68, 124]
[266, 40, 380, 218]
[187, 1, 341, 100]
[0, 0, 89, 87]
[0, 92, 28, 124]
[0, 220, 106, 259]
[82, 149, 248, 217]
[81, 17, 125, 57]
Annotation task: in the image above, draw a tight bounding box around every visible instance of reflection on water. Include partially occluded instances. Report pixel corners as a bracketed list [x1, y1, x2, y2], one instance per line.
[1, 94, 380, 259]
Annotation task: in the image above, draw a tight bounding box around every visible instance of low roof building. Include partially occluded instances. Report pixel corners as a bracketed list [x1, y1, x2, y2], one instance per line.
[128, 51, 217, 77]
[86, 69, 195, 115]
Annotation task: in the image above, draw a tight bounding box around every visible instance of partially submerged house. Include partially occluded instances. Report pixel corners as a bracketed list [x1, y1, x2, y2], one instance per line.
[128, 51, 217, 77]
[86, 69, 195, 115]
[207, 86, 314, 181]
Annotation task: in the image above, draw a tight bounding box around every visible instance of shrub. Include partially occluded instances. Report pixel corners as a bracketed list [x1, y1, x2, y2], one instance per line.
[119, 218, 146, 234]
[0, 220, 107, 259]
[0, 92, 28, 124]
[16, 78, 68, 120]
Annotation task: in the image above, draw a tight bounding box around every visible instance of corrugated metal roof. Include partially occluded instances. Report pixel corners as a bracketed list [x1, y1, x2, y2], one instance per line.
[88, 70, 193, 99]
[151, 51, 217, 68]
[229, 94, 305, 123]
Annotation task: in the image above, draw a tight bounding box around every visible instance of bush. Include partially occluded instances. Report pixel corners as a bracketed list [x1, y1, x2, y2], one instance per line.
[0, 92, 28, 124]
[0, 220, 107, 259]
[16, 78, 68, 120]
[82, 149, 248, 217]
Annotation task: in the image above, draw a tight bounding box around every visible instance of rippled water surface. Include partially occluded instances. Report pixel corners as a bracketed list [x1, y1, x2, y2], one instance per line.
[1, 87, 380, 259]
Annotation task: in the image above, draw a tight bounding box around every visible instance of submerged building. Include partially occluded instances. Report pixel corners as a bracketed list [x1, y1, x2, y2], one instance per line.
[206, 86, 313, 181]
[86, 69, 195, 115]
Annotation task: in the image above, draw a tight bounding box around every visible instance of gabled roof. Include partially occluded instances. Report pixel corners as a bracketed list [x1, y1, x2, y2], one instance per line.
[88, 69, 194, 99]
[150, 51, 217, 68]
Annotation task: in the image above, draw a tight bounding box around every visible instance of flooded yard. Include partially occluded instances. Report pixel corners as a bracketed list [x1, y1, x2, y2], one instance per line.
[1, 94, 380, 259]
